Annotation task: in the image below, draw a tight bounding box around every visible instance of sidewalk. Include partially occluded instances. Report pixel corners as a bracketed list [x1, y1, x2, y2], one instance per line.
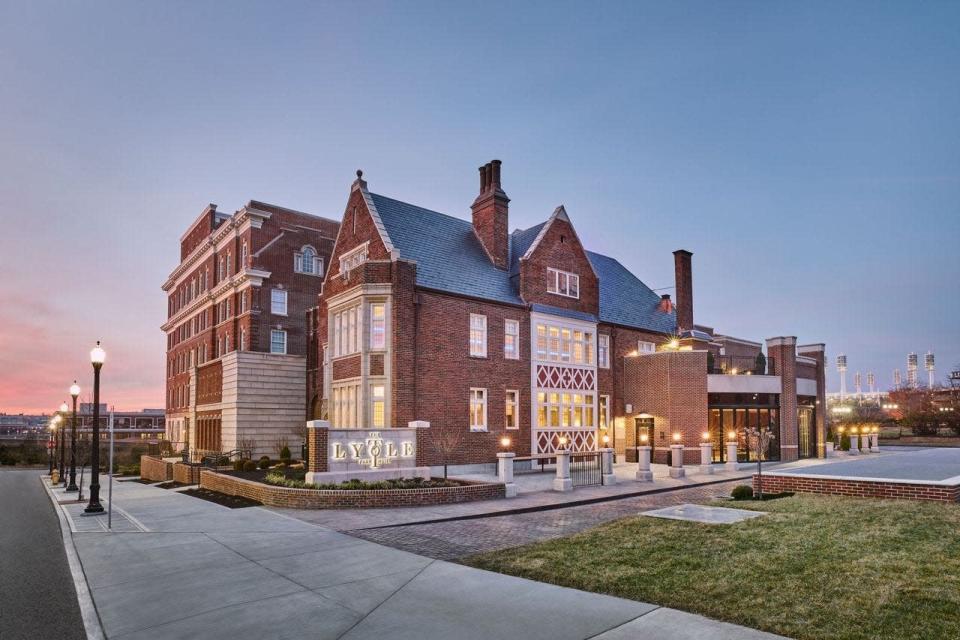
[43, 475, 786, 639]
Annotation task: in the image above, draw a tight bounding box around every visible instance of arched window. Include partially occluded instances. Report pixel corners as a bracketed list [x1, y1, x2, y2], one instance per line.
[295, 245, 323, 276]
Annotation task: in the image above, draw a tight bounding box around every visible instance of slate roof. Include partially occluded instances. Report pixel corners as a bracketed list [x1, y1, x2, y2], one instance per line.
[369, 191, 676, 334]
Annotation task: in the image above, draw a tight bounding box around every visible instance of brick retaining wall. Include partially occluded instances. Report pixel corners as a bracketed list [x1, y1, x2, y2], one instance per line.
[199, 469, 505, 509]
[140, 455, 174, 482]
[173, 462, 201, 485]
[755, 473, 960, 503]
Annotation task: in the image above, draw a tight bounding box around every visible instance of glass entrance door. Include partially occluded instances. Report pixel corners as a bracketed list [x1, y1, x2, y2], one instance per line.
[798, 406, 815, 458]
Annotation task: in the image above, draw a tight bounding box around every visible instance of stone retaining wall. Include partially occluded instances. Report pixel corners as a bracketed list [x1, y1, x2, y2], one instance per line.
[755, 473, 960, 503]
[140, 456, 173, 482]
[199, 469, 505, 509]
[173, 462, 201, 485]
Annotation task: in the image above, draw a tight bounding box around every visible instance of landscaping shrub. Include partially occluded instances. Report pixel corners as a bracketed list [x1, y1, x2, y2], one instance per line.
[731, 485, 754, 500]
[232, 460, 245, 471]
[280, 446, 292, 463]
[262, 472, 461, 491]
[840, 433, 850, 451]
[242, 459, 257, 472]
[257, 456, 271, 470]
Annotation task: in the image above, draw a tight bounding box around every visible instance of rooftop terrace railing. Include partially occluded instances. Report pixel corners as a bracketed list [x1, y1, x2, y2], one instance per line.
[709, 355, 776, 376]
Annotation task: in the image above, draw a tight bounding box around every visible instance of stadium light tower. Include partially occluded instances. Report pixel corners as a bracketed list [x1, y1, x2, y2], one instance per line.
[893, 369, 902, 389]
[925, 351, 935, 388]
[907, 353, 918, 389]
[837, 354, 848, 401]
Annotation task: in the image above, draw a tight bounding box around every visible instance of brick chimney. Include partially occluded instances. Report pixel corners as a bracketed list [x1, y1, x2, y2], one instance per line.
[673, 250, 693, 332]
[471, 160, 510, 269]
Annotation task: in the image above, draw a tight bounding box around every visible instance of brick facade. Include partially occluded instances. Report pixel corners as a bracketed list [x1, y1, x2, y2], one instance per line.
[755, 473, 960, 503]
[140, 455, 174, 482]
[199, 469, 505, 509]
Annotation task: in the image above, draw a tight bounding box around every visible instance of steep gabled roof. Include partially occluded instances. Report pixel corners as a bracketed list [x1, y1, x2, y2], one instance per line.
[369, 191, 676, 333]
[371, 193, 523, 305]
[586, 251, 677, 334]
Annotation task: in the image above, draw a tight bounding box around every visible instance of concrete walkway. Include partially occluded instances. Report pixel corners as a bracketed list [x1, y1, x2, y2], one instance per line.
[42, 474, 786, 639]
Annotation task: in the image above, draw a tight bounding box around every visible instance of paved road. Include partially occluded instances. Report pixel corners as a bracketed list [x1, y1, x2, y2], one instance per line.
[348, 479, 746, 560]
[0, 469, 86, 640]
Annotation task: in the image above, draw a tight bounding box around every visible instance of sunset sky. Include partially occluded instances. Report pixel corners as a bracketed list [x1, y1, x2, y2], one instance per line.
[1, 1, 958, 414]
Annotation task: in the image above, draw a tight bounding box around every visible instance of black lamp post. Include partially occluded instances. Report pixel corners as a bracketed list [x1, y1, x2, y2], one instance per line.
[48, 422, 56, 475]
[57, 406, 67, 486]
[85, 342, 105, 514]
[67, 381, 80, 492]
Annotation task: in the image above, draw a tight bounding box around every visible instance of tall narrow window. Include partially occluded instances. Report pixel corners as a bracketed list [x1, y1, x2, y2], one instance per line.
[505, 390, 519, 429]
[370, 384, 385, 428]
[600, 395, 610, 429]
[469, 314, 487, 357]
[241, 241, 248, 267]
[270, 329, 287, 354]
[240, 329, 246, 351]
[598, 334, 610, 368]
[240, 290, 247, 313]
[470, 388, 487, 431]
[271, 289, 288, 315]
[504, 319, 519, 360]
[370, 303, 386, 350]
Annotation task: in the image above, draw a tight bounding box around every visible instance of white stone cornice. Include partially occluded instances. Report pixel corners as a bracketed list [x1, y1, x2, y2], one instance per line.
[161, 268, 272, 332]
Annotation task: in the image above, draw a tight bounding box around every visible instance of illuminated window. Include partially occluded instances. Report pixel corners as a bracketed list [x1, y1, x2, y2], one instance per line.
[504, 319, 519, 360]
[332, 382, 361, 428]
[370, 303, 386, 350]
[470, 388, 487, 431]
[535, 323, 593, 365]
[470, 314, 487, 357]
[537, 392, 595, 429]
[505, 390, 519, 429]
[547, 268, 579, 299]
[598, 334, 610, 368]
[600, 395, 610, 429]
[370, 384, 385, 428]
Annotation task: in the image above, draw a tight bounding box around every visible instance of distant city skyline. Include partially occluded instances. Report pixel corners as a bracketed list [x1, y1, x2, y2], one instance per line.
[1, 1, 957, 412]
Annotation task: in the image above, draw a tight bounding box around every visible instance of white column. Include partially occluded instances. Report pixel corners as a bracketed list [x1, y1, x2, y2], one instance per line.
[848, 432, 860, 455]
[553, 450, 573, 492]
[497, 452, 517, 498]
[635, 446, 653, 481]
[824, 441, 835, 458]
[669, 444, 685, 478]
[725, 439, 738, 472]
[871, 432, 881, 453]
[860, 433, 871, 453]
[600, 448, 616, 486]
[699, 443, 714, 475]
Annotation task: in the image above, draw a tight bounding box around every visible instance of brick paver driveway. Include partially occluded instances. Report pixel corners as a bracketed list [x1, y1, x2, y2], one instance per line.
[347, 479, 746, 560]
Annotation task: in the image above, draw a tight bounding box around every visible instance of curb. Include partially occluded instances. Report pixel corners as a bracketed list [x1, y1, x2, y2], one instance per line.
[40, 476, 107, 640]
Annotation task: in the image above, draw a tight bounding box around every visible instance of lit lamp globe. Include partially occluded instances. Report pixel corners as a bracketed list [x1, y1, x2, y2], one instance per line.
[639, 433, 649, 444]
[672, 432, 682, 443]
[70, 382, 80, 398]
[701, 431, 710, 442]
[727, 430, 737, 441]
[601, 434, 610, 446]
[91, 342, 106, 366]
[59, 401, 68, 413]
[499, 436, 511, 448]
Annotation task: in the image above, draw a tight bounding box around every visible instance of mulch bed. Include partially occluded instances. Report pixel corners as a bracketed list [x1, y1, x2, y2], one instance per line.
[181, 487, 262, 509]
[156, 481, 191, 489]
[118, 477, 154, 484]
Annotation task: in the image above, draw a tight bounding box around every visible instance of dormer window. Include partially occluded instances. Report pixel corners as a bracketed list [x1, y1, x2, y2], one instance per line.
[295, 245, 323, 276]
[547, 268, 579, 299]
[339, 242, 368, 276]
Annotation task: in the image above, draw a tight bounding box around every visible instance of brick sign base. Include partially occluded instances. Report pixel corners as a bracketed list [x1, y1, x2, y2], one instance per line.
[199, 470, 505, 509]
[755, 473, 960, 503]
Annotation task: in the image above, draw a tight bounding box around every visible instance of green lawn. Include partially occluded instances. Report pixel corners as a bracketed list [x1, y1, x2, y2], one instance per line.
[464, 495, 960, 640]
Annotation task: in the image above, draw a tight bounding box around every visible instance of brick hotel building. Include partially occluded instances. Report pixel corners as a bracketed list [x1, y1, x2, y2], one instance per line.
[163, 201, 338, 457]
[307, 161, 827, 468]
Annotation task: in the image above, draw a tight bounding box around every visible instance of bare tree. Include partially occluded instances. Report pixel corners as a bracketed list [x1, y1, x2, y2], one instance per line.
[747, 426, 776, 499]
[427, 428, 467, 479]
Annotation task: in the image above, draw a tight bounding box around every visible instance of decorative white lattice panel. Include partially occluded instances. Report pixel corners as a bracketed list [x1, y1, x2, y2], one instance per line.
[535, 429, 597, 454]
[536, 365, 596, 390]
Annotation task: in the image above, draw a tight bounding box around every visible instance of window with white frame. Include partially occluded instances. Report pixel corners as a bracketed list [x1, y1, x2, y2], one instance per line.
[331, 382, 361, 428]
[599, 395, 610, 429]
[370, 384, 385, 428]
[339, 243, 368, 275]
[240, 329, 246, 351]
[271, 289, 288, 315]
[295, 245, 323, 276]
[470, 388, 487, 431]
[504, 319, 519, 360]
[547, 268, 579, 298]
[535, 323, 594, 364]
[505, 390, 519, 429]
[637, 340, 656, 354]
[369, 303, 386, 350]
[598, 334, 610, 368]
[240, 290, 247, 314]
[469, 314, 487, 357]
[537, 392, 595, 428]
[270, 329, 287, 354]
[332, 305, 360, 357]
[218, 257, 226, 281]
[241, 240, 248, 266]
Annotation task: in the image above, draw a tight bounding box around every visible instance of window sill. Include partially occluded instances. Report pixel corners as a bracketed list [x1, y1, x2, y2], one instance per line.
[470, 427, 488, 433]
[469, 354, 488, 359]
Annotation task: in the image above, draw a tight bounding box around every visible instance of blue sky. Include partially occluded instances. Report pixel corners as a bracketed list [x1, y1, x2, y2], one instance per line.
[1, 1, 958, 411]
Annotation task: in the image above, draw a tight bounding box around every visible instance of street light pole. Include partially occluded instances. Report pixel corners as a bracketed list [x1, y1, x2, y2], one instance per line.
[48, 423, 56, 475]
[85, 342, 105, 514]
[57, 410, 66, 486]
[67, 382, 80, 492]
